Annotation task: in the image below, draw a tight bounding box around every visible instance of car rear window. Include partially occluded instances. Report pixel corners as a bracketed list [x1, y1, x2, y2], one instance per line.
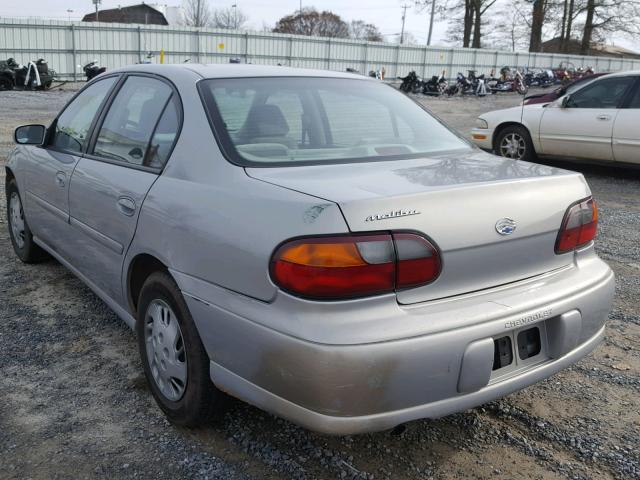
[199, 77, 470, 166]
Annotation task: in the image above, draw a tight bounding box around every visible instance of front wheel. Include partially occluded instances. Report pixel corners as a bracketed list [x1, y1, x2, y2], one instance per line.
[495, 126, 536, 161]
[136, 272, 225, 427]
[6, 179, 49, 263]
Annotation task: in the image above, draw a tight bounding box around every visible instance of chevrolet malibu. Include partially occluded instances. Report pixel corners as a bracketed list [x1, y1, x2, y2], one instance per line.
[471, 70, 640, 163]
[6, 64, 614, 434]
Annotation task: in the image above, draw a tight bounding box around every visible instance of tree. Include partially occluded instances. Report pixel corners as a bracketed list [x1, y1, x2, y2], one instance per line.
[579, 0, 640, 54]
[273, 7, 350, 38]
[486, 0, 530, 51]
[442, 0, 498, 48]
[182, 0, 211, 28]
[349, 20, 383, 41]
[211, 7, 248, 30]
[528, 0, 548, 51]
[393, 31, 418, 44]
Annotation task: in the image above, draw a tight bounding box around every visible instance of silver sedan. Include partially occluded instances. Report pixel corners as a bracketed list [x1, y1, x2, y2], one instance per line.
[5, 64, 614, 434]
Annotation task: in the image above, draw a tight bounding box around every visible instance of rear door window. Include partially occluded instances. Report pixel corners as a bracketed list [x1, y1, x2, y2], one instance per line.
[50, 77, 116, 153]
[627, 80, 640, 108]
[93, 76, 173, 166]
[568, 77, 635, 109]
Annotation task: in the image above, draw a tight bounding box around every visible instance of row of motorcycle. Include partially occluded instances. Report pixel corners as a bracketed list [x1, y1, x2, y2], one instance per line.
[399, 66, 595, 97]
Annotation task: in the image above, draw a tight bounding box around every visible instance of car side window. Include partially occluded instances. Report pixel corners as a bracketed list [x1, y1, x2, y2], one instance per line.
[627, 81, 640, 108]
[93, 76, 172, 166]
[145, 95, 180, 169]
[567, 77, 635, 109]
[50, 77, 116, 153]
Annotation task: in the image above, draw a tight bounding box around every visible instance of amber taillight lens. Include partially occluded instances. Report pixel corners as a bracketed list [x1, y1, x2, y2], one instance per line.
[270, 233, 441, 300]
[555, 197, 598, 254]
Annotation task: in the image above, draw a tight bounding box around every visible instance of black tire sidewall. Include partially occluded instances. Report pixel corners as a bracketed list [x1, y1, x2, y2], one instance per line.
[136, 272, 219, 426]
[495, 126, 536, 161]
[6, 180, 41, 262]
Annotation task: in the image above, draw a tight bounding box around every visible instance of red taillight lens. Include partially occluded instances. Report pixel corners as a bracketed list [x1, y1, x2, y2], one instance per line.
[555, 197, 598, 254]
[270, 233, 441, 299]
[394, 233, 441, 289]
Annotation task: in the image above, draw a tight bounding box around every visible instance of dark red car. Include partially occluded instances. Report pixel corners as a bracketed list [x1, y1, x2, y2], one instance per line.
[523, 72, 607, 105]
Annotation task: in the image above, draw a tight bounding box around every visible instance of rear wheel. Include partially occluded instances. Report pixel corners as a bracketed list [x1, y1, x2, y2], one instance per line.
[495, 125, 536, 161]
[0, 75, 14, 91]
[6, 179, 49, 263]
[136, 272, 225, 426]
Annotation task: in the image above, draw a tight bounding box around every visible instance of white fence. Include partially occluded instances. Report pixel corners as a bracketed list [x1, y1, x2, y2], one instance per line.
[1, 17, 640, 81]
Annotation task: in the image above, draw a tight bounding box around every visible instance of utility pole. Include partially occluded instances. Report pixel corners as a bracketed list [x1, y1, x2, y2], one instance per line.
[400, 4, 409, 44]
[93, 0, 101, 22]
[427, 0, 436, 46]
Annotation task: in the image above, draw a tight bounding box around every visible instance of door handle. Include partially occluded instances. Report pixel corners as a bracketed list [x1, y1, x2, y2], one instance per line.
[597, 115, 611, 121]
[55, 171, 66, 187]
[117, 196, 136, 216]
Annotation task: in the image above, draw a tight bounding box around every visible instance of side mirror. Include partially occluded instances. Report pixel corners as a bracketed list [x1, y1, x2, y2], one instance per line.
[561, 95, 571, 109]
[14, 124, 46, 145]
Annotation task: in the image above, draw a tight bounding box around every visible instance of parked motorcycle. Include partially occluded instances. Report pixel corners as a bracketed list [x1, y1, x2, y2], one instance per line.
[0, 58, 55, 90]
[83, 60, 107, 81]
[422, 70, 448, 96]
[488, 67, 528, 95]
[524, 68, 556, 88]
[399, 71, 423, 94]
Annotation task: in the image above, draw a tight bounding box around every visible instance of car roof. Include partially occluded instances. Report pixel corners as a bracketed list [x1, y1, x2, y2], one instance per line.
[108, 63, 371, 81]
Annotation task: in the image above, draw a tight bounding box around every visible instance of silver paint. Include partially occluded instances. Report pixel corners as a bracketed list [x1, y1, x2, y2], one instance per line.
[6, 64, 615, 435]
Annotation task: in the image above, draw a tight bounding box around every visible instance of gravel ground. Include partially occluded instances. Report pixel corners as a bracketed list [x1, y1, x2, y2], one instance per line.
[0, 84, 638, 480]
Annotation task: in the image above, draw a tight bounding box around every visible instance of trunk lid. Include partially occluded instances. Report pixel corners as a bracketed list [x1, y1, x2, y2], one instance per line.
[247, 151, 590, 304]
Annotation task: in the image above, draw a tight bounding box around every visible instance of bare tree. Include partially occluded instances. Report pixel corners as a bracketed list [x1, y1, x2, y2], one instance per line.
[579, 0, 640, 54]
[486, 0, 530, 51]
[528, 0, 549, 51]
[349, 20, 383, 41]
[211, 7, 248, 29]
[273, 7, 350, 38]
[442, 0, 497, 48]
[182, 0, 212, 28]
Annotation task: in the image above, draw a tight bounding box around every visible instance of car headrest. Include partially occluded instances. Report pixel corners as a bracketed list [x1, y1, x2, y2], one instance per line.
[244, 104, 290, 137]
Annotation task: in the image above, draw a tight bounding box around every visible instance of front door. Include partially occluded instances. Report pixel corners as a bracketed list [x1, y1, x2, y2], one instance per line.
[613, 78, 640, 164]
[539, 76, 636, 161]
[68, 75, 180, 305]
[23, 77, 117, 258]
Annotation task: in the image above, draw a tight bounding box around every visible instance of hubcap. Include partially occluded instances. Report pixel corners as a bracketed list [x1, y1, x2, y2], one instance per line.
[9, 192, 26, 249]
[500, 133, 526, 159]
[144, 299, 187, 402]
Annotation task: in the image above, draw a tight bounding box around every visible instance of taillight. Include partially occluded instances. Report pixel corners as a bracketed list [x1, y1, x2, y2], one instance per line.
[555, 197, 598, 254]
[270, 233, 441, 300]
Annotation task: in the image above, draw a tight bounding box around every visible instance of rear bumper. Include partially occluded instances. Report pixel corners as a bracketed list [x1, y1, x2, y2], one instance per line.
[175, 252, 614, 435]
[209, 325, 604, 435]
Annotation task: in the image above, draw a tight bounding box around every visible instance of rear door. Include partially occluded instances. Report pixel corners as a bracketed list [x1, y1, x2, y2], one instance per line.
[539, 76, 635, 161]
[67, 74, 181, 305]
[23, 76, 117, 257]
[612, 77, 640, 164]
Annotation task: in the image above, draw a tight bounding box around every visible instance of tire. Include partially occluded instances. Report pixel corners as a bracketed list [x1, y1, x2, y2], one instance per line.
[0, 75, 14, 91]
[6, 179, 49, 263]
[494, 125, 537, 161]
[136, 271, 225, 427]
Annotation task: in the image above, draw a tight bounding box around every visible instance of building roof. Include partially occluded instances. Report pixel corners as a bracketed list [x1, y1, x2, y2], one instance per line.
[82, 3, 168, 25]
[542, 38, 640, 60]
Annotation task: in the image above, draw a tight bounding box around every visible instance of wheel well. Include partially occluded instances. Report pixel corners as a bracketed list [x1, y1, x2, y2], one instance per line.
[128, 254, 169, 314]
[5, 167, 16, 194]
[492, 122, 529, 151]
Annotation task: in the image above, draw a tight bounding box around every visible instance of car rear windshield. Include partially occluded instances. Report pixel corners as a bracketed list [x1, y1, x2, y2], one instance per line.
[199, 77, 470, 166]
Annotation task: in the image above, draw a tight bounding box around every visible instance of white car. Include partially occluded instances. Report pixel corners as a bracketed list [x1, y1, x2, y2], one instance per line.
[471, 71, 640, 164]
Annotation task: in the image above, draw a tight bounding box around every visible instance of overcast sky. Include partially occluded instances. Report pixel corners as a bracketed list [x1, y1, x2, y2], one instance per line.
[1, 0, 638, 51]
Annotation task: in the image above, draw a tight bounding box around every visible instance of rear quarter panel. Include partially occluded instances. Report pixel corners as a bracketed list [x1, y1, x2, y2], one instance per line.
[125, 73, 348, 303]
